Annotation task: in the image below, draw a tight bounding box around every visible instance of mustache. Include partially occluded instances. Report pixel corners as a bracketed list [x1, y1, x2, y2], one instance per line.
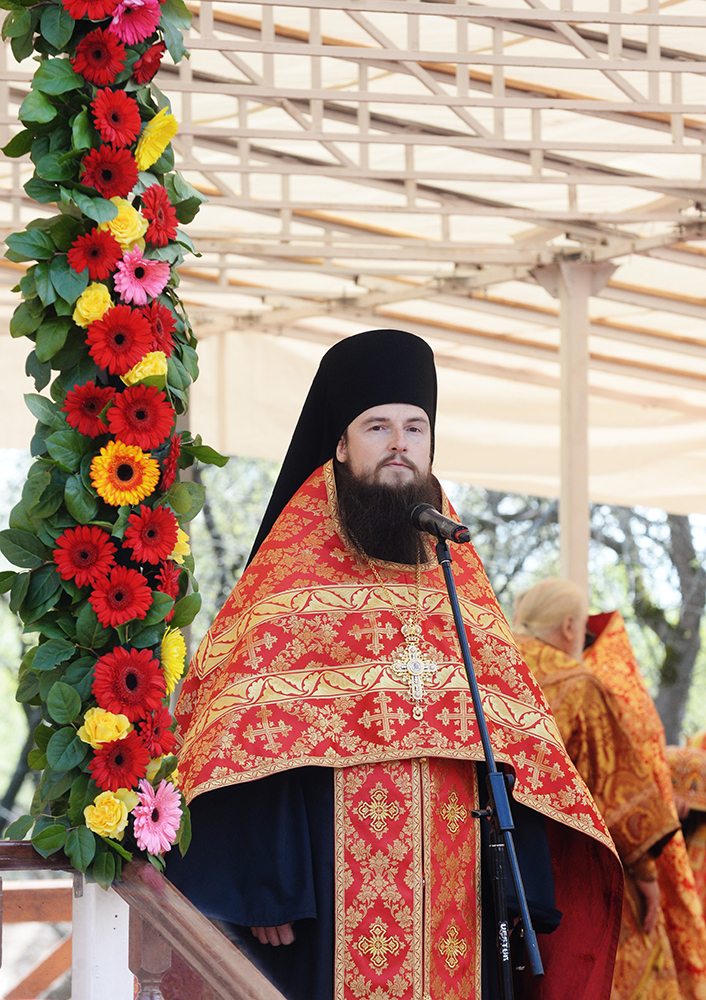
[377, 455, 418, 474]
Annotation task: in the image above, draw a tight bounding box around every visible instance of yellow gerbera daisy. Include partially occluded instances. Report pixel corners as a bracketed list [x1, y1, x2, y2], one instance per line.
[91, 440, 160, 506]
[135, 108, 179, 171]
[161, 627, 186, 695]
[169, 527, 191, 565]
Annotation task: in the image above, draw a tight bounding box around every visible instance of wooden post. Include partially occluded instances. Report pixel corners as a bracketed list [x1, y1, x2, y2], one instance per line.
[129, 909, 173, 1000]
[71, 877, 133, 1000]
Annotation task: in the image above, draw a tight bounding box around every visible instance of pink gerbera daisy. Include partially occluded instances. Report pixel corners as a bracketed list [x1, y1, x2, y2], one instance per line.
[133, 778, 182, 854]
[114, 246, 170, 307]
[109, 0, 162, 45]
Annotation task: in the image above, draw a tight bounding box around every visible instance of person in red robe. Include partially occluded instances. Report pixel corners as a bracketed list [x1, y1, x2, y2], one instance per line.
[167, 329, 623, 1000]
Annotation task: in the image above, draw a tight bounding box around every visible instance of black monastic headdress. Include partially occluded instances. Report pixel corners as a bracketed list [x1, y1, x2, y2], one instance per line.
[248, 328, 437, 561]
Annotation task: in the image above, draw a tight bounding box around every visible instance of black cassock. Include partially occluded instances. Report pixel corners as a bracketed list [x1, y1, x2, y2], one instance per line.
[166, 765, 560, 1000]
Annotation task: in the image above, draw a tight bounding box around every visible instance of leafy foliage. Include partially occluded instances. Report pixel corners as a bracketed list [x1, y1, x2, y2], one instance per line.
[1, 0, 223, 881]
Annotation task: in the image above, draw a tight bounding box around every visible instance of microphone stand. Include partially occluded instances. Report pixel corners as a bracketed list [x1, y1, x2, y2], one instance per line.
[433, 535, 544, 997]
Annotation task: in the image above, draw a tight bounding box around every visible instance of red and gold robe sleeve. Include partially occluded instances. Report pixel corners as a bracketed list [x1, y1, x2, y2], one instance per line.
[515, 635, 676, 868]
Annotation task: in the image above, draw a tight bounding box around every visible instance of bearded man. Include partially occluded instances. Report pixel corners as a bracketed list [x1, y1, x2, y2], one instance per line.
[513, 579, 683, 1000]
[167, 329, 622, 1000]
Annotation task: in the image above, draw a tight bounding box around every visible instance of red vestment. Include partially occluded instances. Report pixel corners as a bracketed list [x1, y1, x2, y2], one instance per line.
[175, 463, 622, 999]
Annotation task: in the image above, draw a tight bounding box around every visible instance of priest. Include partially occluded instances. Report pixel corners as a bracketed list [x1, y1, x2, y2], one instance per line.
[167, 329, 623, 1000]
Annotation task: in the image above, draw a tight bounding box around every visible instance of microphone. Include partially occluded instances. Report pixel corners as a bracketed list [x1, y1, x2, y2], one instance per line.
[406, 503, 471, 544]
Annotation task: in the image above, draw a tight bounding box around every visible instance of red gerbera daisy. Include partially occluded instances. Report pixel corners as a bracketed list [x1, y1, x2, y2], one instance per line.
[89, 564, 153, 628]
[123, 504, 178, 564]
[62, 381, 116, 437]
[160, 433, 182, 491]
[93, 646, 166, 721]
[139, 705, 176, 756]
[139, 300, 176, 357]
[62, 0, 118, 19]
[133, 40, 166, 84]
[81, 145, 138, 200]
[107, 384, 174, 450]
[86, 304, 153, 375]
[141, 185, 178, 248]
[53, 525, 116, 587]
[89, 729, 151, 792]
[72, 28, 126, 86]
[155, 560, 181, 621]
[68, 229, 122, 282]
[91, 89, 142, 147]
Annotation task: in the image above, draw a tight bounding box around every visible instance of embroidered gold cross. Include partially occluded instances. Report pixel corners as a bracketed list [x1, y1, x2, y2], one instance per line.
[358, 917, 403, 971]
[359, 692, 407, 740]
[349, 612, 397, 656]
[355, 786, 401, 837]
[439, 791, 468, 836]
[243, 706, 291, 751]
[392, 621, 437, 720]
[242, 630, 275, 670]
[515, 744, 563, 788]
[438, 924, 468, 971]
[436, 692, 474, 738]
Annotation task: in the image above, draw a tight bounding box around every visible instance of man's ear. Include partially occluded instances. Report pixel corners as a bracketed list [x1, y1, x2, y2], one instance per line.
[335, 434, 348, 463]
[560, 614, 576, 643]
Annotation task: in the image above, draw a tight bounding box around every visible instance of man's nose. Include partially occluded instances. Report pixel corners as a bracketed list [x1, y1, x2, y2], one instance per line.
[389, 427, 407, 451]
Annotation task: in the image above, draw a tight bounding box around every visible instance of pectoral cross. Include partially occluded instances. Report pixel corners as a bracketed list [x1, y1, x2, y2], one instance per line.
[392, 621, 438, 721]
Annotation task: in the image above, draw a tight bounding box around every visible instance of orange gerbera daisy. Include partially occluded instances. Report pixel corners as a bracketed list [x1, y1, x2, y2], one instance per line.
[91, 439, 160, 506]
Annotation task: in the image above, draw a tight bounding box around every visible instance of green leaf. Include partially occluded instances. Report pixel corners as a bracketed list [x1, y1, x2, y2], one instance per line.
[0, 528, 48, 569]
[32, 58, 82, 96]
[105, 838, 131, 861]
[68, 772, 93, 825]
[90, 849, 115, 889]
[63, 655, 96, 701]
[152, 755, 178, 783]
[19, 90, 57, 125]
[16, 672, 40, 703]
[10, 571, 31, 612]
[32, 823, 67, 858]
[50, 254, 88, 302]
[129, 622, 166, 649]
[50, 214, 83, 252]
[36, 150, 77, 183]
[34, 260, 56, 306]
[2, 7, 30, 37]
[64, 476, 99, 524]
[4, 814, 34, 841]
[0, 570, 16, 594]
[33, 638, 75, 672]
[35, 316, 72, 362]
[46, 727, 87, 771]
[159, 0, 191, 63]
[2, 129, 34, 158]
[163, 482, 193, 516]
[65, 827, 96, 872]
[39, 765, 78, 802]
[141, 591, 175, 626]
[10, 25, 33, 61]
[71, 107, 93, 150]
[46, 429, 92, 472]
[27, 748, 47, 769]
[170, 592, 201, 629]
[46, 681, 82, 725]
[76, 602, 111, 649]
[40, 4, 73, 48]
[176, 799, 191, 855]
[10, 301, 43, 338]
[23, 563, 62, 616]
[25, 392, 57, 426]
[24, 176, 60, 204]
[181, 443, 228, 468]
[34, 721, 54, 752]
[5, 228, 56, 261]
[69, 189, 118, 223]
[178, 482, 205, 521]
[173, 196, 203, 226]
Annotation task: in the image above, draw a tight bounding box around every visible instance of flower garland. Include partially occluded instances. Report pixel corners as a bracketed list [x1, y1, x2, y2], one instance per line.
[0, 0, 225, 885]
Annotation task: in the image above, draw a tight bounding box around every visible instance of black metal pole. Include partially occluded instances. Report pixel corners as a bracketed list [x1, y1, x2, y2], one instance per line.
[434, 538, 544, 982]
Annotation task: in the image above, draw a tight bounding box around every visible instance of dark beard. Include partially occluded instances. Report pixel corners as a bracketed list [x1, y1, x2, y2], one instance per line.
[335, 460, 442, 564]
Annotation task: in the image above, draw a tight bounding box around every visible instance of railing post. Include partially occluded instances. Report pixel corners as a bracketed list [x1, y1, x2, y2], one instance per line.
[71, 876, 133, 1000]
[129, 909, 172, 999]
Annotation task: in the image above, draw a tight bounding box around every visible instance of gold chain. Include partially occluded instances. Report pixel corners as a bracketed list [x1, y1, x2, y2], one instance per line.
[366, 559, 422, 627]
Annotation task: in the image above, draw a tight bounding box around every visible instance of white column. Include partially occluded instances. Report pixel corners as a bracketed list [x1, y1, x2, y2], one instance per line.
[531, 260, 616, 595]
[72, 877, 134, 1000]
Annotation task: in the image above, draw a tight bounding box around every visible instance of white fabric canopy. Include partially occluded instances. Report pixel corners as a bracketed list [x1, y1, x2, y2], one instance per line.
[3, 0, 706, 516]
